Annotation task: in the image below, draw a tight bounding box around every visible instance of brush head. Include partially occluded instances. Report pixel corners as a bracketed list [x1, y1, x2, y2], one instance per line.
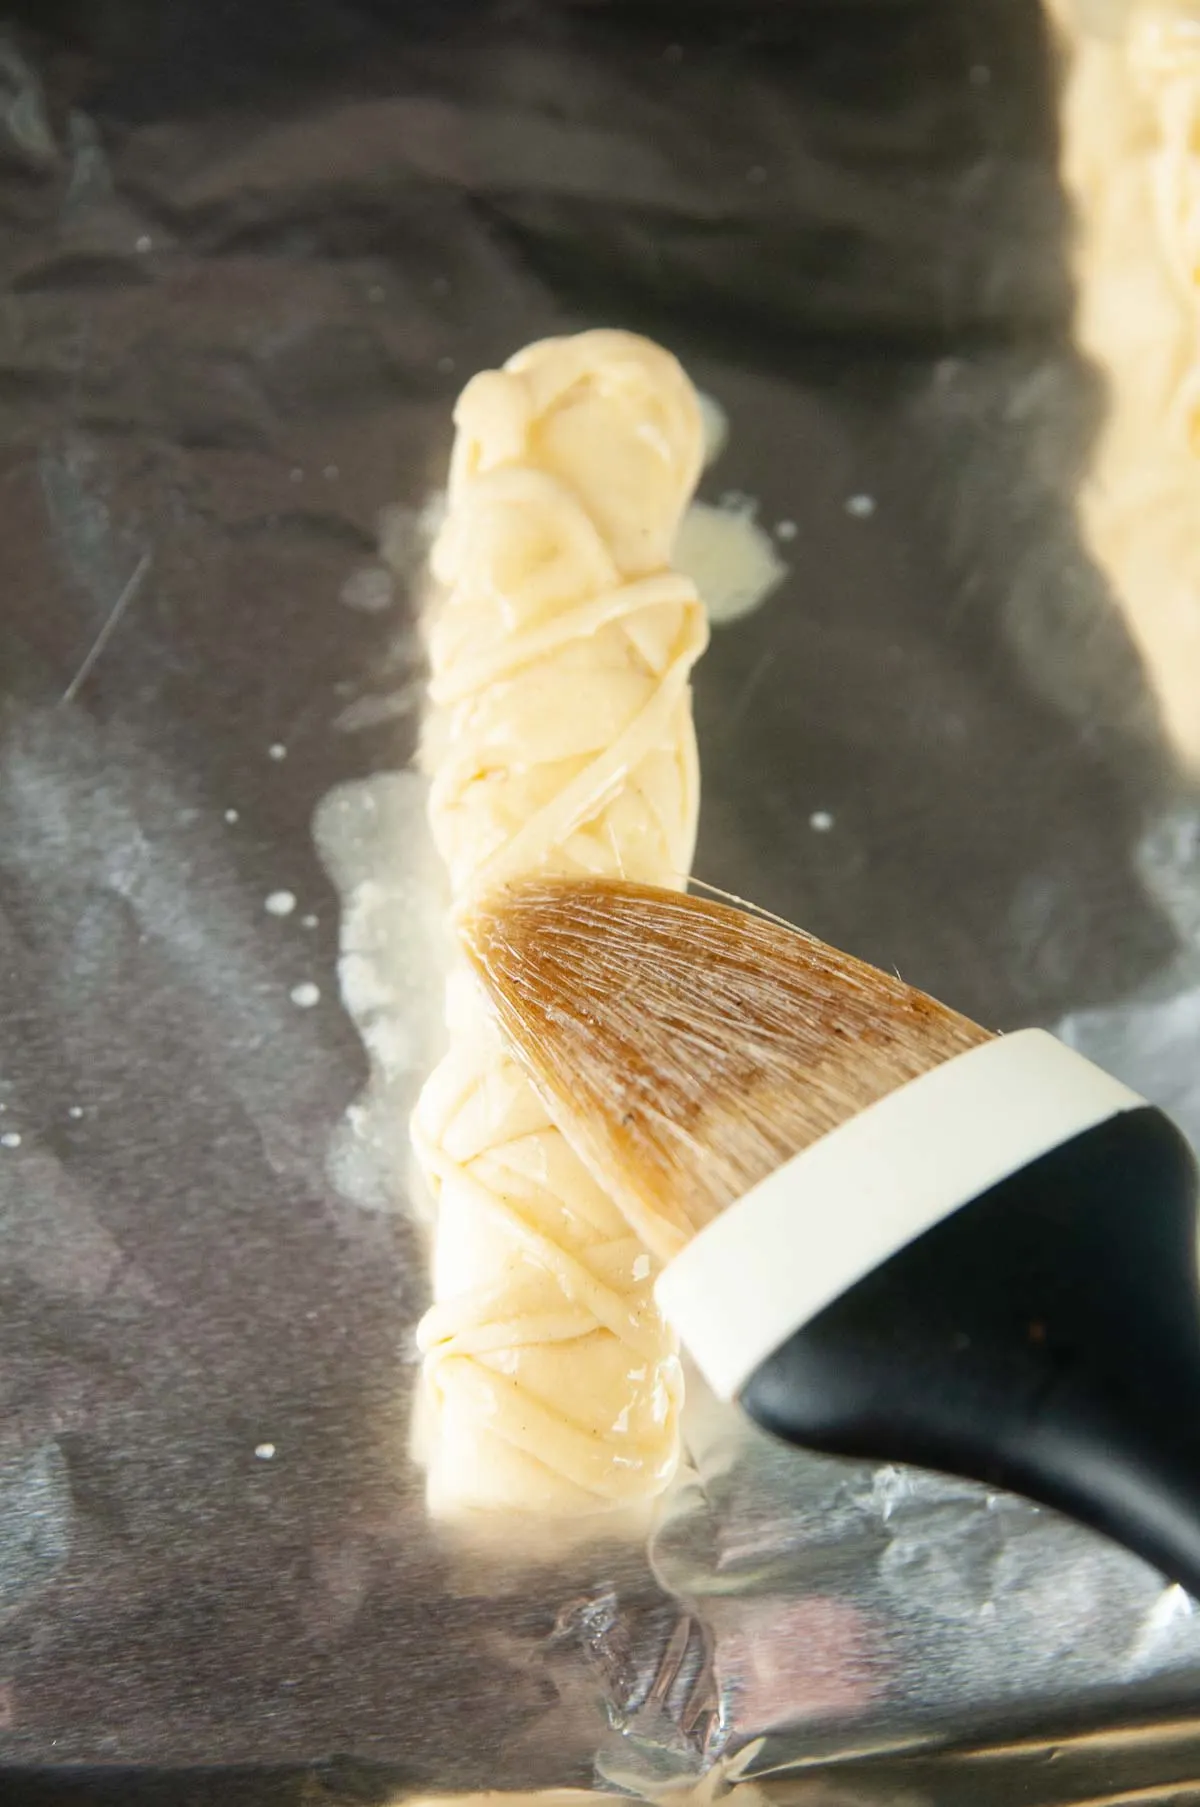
[461, 877, 993, 1265]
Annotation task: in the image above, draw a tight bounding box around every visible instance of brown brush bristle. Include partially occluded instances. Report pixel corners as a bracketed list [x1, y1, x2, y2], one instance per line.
[461, 877, 993, 1266]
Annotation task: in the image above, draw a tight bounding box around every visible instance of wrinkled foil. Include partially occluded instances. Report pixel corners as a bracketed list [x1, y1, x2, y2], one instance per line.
[3, 1, 1200, 1802]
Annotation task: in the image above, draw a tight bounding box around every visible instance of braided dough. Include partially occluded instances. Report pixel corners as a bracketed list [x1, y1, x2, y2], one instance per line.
[411, 331, 708, 1512]
[1053, 0, 1200, 767]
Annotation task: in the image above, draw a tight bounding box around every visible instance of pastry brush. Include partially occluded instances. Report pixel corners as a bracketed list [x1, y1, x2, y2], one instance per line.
[462, 875, 1200, 1596]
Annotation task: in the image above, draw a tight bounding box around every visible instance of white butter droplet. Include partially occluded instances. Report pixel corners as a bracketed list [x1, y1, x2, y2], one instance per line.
[846, 493, 876, 518]
[674, 498, 788, 626]
[340, 567, 394, 614]
[810, 810, 834, 832]
[224, 808, 239, 824]
[290, 982, 320, 1009]
[693, 390, 729, 467]
[255, 1443, 276, 1460]
[268, 743, 287, 762]
[1, 1132, 22, 1149]
[775, 519, 798, 541]
[264, 890, 297, 918]
[68, 1106, 84, 1120]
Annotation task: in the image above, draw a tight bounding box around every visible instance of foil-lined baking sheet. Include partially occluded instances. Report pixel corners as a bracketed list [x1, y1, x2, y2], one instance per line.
[4, 0, 1200, 1802]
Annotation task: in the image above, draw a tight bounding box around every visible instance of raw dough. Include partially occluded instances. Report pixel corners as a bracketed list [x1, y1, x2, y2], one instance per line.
[1052, 0, 1200, 767]
[411, 330, 708, 1512]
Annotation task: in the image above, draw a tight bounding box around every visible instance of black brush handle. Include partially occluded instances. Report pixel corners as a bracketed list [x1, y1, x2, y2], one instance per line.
[740, 1107, 1200, 1594]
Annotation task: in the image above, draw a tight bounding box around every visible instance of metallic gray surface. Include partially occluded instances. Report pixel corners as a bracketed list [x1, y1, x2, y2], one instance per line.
[2, 0, 1200, 1800]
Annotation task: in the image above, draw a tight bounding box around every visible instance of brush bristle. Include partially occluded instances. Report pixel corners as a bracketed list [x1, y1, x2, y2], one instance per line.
[460, 878, 993, 1265]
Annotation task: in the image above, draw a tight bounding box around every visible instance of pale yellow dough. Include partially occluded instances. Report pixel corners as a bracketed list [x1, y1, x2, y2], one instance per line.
[411, 331, 708, 1513]
[1053, 0, 1200, 767]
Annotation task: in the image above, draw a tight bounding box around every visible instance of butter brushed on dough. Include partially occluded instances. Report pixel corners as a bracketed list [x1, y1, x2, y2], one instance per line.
[411, 331, 708, 1513]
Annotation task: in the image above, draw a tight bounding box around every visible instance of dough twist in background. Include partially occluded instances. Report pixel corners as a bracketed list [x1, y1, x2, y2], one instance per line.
[1130, 6, 1200, 430]
[411, 331, 708, 1514]
[1052, 0, 1200, 767]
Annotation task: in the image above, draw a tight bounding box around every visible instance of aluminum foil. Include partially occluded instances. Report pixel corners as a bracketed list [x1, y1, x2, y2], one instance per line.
[4, 1, 1200, 1802]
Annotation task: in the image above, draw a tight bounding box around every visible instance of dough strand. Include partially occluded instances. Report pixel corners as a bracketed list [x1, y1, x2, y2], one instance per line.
[1052, 0, 1200, 768]
[412, 331, 708, 1513]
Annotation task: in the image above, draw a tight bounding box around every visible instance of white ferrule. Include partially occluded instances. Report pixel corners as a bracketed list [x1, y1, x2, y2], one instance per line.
[655, 1028, 1145, 1402]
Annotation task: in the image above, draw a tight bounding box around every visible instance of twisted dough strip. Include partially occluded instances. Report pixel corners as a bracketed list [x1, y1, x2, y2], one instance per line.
[1051, 1, 1200, 768]
[411, 331, 708, 1512]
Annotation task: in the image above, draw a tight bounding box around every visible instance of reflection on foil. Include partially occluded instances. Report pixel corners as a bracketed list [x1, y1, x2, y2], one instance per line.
[0, 1444, 72, 1616]
[0, 36, 55, 168]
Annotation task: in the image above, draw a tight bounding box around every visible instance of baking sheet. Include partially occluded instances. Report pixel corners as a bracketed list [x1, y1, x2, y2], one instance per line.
[4, 0, 1200, 1800]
